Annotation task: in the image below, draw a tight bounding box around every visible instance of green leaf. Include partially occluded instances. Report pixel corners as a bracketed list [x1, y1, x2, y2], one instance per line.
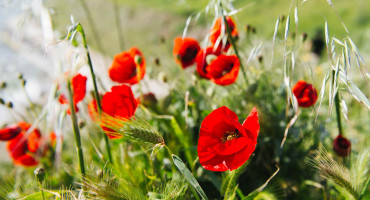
[338, 72, 370, 109]
[172, 154, 208, 200]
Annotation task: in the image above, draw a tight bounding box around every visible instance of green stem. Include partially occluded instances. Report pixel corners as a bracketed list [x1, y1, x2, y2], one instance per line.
[76, 24, 113, 164]
[333, 70, 343, 135]
[221, 5, 249, 86]
[39, 182, 45, 200]
[67, 79, 86, 176]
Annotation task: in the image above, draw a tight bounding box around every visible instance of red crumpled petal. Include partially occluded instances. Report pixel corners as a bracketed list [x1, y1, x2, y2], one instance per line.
[206, 55, 240, 85]
[101, 84, 138, 139]
[0, 124, 21, 141]
[72, 74, 87, 104]
[16, 154, 39, 167]
[197, 106, 260, 171]
[210, 16, 238, 52]
[242, 107, 260, 141]
[173, 37, 200, 68]
[292, 80, 318, 108]
[109, 47, 146, 85]
[195, 46, 222, 79]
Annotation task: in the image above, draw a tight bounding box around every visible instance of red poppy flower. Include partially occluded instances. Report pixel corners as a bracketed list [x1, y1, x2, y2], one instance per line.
[205, 55, 240, 85]
[195, 47, 222, 79]
[101, 84, 138, 139]
[6, 122, 42, 167]
[198, 106, 260, 171]
[173, 37, 200, 69]
[210, 16, 238, 52]
[333, 134, 351, 157]
[109, 47, 145, 85]
[58, 73, 87, 114]
[0, 124, 21, 141]
[292, 80, 318, 108]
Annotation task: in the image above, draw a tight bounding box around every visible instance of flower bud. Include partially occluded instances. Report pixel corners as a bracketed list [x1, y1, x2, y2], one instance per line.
[154, 58, 160, 66]
[333, 134, 351, 157]
[140, 93, 158, 108]
[0, 98, 4, 104]
[302, 33, 308, 42]
[0, 81, 6, 89]
[6, 101, 13, 108]
[34, 168, 46, 183]
[18, 73, 23, 80]
[134, 55, 142, 66]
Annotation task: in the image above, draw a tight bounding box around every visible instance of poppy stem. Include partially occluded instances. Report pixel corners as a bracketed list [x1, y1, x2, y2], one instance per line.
[332, 70, 343, 135]
[221, 5, 249, 86]
[67, 79, 85, 177]
[75, 23, 114, 164]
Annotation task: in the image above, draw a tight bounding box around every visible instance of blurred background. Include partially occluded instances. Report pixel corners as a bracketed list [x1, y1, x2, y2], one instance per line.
[0, 0, 369, 199]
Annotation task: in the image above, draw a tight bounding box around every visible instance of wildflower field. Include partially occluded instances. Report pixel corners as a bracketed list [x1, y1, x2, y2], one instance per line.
[0, 0, 369, 199]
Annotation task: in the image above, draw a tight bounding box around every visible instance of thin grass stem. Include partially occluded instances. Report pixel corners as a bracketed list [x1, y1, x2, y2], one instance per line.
[78, 0, 106, 54]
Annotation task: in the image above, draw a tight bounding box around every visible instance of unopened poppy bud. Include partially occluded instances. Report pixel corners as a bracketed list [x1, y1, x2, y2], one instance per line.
[280, 15, 286, 22]
[0, 81, 6, 89]
[206, 54, 217, 65]
[176, 54, 181, 61]
[34, 168, 46, 183]
[245, 24, 252, 32]
[18, 73, 23, 80]
[251, 27, 256, 34]
[6, 102, 13, 108]
[140, 93, 158, 108]
[79, 121, 85, 129]
[333, 134, 351, 157]
[158, 72, 167, 83]
[0, 98, 4, 104]
[233, 34, 239, 41]
[21, 79, 26, 86]
[160, 36, 166, 43]
[134, 55, 142, 65]
[302, 33, 308, 42]
[154, 58, 160, 66]
[257, 55, 263, 63]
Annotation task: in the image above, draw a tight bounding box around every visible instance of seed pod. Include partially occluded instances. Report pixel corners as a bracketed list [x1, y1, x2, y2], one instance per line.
[302, 32, 308, 42]
[18, 73, 23, 80]
[0, 81, 6, 89]
[34, 168, 46, 183]
[6, 102, 13, 108]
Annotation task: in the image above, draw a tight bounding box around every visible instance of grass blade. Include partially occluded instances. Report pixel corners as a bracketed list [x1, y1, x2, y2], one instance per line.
[172, 154, 208, 200]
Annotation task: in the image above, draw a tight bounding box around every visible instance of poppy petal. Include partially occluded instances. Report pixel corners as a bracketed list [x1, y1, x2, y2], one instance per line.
[242, 107, 260, 141]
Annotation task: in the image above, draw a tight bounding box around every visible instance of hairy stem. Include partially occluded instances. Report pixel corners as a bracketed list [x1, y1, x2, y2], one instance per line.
[77, 24, 113, 163]
[67, 79, 85, 176]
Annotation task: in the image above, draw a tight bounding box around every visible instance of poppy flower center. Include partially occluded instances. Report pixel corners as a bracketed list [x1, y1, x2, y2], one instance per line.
[221, 129, 240, 143]
[220, 63, 234, 77]
[182, 47, 199, 63]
